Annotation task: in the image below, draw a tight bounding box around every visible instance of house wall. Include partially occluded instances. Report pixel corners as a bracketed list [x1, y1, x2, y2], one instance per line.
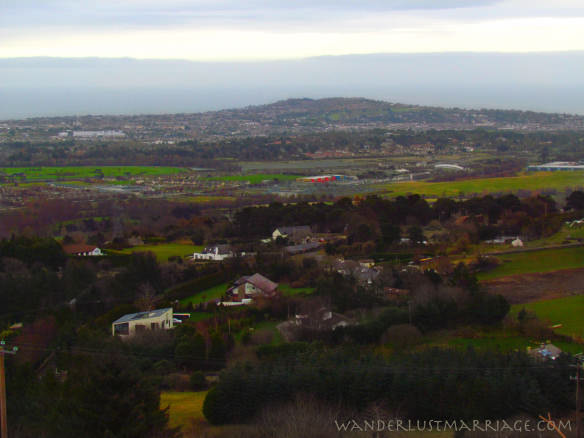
[112, 309, 174, 337]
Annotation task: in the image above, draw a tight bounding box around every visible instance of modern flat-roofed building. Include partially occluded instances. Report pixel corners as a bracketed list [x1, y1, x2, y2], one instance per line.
[112, 307, 174, 337]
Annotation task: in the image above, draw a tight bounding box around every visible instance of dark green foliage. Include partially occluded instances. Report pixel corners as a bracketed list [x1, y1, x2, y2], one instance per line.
[203, 348, 575, 425]
[7, 354, 177, 438]
[190, 371, 207, 390]
[566, 190, 584, 211]
[0, 236, 66, 269]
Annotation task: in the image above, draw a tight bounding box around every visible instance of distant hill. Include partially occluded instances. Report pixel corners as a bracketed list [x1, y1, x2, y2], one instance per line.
[2, 53, 584, 119]
[6, 97, 584, 136]
[227, 97, 584, 129]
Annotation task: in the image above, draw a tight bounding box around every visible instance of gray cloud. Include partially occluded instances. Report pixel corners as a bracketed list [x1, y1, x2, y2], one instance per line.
[0, 0, 506, 31]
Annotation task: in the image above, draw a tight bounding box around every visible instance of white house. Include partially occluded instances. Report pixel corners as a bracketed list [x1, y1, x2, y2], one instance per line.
[112, 307, 174, 337]
[193, 244, 234, 261]
[63, 244, 103, 256]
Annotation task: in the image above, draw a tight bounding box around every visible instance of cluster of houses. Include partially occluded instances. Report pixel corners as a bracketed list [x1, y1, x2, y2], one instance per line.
[193, 225, 323, 261]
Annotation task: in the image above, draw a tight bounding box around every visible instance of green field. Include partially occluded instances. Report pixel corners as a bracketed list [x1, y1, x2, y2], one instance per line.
[160, 391, 208, 430]
[180, 283, 229, 306]
[510, 295, 584, 339]
[0, 166, 186, 181]
[477, 246, 584, 281]
[378, 171, 584, 198]
[278, 283, 316, 296]
[424, 327, 583, 354]
[205, 173, 300, 183]
[108, 243, 203, 262]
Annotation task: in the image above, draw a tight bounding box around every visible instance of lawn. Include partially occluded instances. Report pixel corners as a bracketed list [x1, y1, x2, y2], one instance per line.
[377, 171, 584, 198]
[510, 295, 584, 339]
[477, 246, 584, 280]
[0, 166, 186, 181]
[278, 283, 316, 297]
[205, 173, 300, 184]
[424, 327, 583, 354]
[108, 243, 204, 262]
[180, 283, 229, 306]
[160, 391, 208, 430]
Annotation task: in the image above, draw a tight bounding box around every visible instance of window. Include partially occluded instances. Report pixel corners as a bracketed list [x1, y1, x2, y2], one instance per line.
[151, 322, 159, 330]
[114, 323, 129, 335]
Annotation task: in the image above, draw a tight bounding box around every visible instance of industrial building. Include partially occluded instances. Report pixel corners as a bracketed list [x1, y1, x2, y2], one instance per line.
[527, 161, 584, 171]
[296, 175, 357, 183]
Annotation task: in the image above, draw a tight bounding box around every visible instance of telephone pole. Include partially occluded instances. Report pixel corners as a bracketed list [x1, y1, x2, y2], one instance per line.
[571, 354, 584, 438]
[0, 340, 18, 438]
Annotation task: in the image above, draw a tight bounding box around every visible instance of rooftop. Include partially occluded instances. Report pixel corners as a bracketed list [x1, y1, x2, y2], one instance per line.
[112, 307, 172, 325]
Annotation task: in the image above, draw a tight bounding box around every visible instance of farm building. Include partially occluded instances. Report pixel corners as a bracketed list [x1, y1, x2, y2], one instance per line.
[112, 307, 174, 337]
[193, 244, 233, 261]
[527, 161, 584, 171]
[63, 244, 103, 256]
[226, 273, 279, 301]
[296, 175, 357, 183]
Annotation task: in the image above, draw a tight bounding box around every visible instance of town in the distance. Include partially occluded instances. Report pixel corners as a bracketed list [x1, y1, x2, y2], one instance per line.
[1, 97, 583, 438]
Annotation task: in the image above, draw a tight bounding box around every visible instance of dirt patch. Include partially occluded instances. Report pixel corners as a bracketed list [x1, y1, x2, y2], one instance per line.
[482, 267, 584, 304]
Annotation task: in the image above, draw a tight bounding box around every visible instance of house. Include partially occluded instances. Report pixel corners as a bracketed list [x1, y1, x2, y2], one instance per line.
[528, 343, 562, 360]
[112, 307, 174, 337]
[284, 242, 321, 255]
[332, 259, 381, 285]
[272, 226, 312, 243]
[193, 244, 233, 261]
[226, 273, 279, 302]
[63, 244, 103, 256]
[295, 307, 355, 331]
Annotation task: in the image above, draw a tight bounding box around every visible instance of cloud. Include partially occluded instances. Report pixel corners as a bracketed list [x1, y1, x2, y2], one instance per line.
[2, 0, 584, 59]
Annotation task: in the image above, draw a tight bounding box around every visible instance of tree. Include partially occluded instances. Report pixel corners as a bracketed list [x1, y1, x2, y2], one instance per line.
[407, 226, 425, 244]
[566, 190, 584, 211]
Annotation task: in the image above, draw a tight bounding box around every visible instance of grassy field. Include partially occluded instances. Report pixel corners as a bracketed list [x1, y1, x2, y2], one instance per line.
[0, 166, 186, 181]
[477, 246, 584, 280]
[160, 391, 208, 430]
[510, 295, 584, 339]
[424, 327, 583, 354]
[205, 173, 300, 183]
[108, 243, 203, 262]
[180, 283, 229, 306]
[278, 283, 316, 296]
[378, 171, 584, 198]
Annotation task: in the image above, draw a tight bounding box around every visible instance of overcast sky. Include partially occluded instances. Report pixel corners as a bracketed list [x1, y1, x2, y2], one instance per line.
[2, 0, 584, 60]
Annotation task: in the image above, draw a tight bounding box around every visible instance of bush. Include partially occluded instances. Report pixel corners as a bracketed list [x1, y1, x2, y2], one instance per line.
[381, 324, 422, 350]
[190, 371, 207, 390]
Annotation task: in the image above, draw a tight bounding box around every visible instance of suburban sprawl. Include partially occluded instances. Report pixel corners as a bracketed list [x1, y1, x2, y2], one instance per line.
[1, 98, 583, 438]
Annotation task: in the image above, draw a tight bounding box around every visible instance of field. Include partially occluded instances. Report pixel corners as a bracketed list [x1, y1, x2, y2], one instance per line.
[0, 166, 186, 181]
[160, 391, 207, 430]
[510, 295, 584, 338]
[180, 283, 229, 306]
[378, 171, 584, 198]
[108, 243, 204, 262]
[205, 173, 300, 183]
[423, 327, 583, 354]
[278, 283, 316, 296]
[477, 246, 584, 281]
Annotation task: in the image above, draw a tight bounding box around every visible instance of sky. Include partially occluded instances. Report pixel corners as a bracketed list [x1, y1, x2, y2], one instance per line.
[2, 0, 584, 60]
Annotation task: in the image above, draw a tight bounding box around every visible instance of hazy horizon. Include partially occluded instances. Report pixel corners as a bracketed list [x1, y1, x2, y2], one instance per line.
[2, 52, 584, 120]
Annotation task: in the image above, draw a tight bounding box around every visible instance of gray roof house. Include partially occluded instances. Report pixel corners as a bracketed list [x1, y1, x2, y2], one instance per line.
[112, 307, 174, 337]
